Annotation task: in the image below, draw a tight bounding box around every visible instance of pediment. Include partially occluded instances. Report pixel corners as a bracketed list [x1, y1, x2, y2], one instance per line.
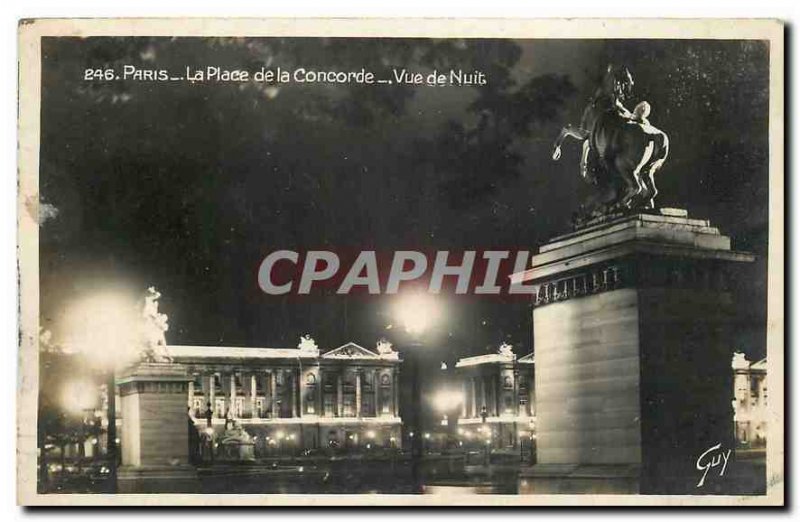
[518, 352, 535, 364]
[321, 342, 379, 359]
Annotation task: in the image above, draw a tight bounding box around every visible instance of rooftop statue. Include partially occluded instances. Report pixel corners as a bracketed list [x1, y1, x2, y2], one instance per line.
[552, 65, 669, 221]
[140, 286, 172, 363]
[498, 342, 514, 357]
[298, 334, 319, 354]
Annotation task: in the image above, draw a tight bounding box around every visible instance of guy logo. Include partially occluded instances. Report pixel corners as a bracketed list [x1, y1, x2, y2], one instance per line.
[696, 443, 732, 488]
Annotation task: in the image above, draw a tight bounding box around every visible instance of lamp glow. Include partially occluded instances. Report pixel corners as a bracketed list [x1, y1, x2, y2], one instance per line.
[433, 388, 464, 412]
[392, 293, 441, 335]
[62, 379, 97, 414]
[63, 290, 140, 370]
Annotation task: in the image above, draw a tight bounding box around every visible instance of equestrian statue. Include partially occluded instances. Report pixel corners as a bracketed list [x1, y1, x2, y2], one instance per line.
[552, 65, 669, 221]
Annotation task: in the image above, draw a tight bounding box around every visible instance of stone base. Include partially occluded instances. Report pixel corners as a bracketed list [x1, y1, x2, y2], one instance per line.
[518, 464, 640, 495]
[118, 464, 199, 494]
[515, 210, 754, 495]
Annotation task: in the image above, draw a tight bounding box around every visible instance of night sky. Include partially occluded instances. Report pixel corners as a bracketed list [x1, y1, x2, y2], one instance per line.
[38, 37, 770, 361]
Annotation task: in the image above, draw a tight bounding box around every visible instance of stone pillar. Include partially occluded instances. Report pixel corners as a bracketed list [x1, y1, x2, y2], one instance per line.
[270, 370, 278, 418]
[471, 378, 477, 418]
[299, 368, 307, 417]
[317, 369, 324, 416]
[393, 368, 400, 417]
[373, 369, 380, 417]
[355, 370, 362, 418]
[291, 370, 298, 418]
[229, 373, 236, 418]
[117, 362, 197, 493]
[249, 374, 257, 418]
[515, 210, 754, 494]
[208, 373, 215, 414]
[187, 378, 194, 411]
[480, 378, 486, 412]
[462, 380, 469, 418]
[336, 372, 343, 417]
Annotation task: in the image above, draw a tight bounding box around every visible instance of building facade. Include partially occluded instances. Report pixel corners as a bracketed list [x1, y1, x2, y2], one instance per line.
[170, 337, 402, 454]
[732, 352, 767, 448]
[451, 344, 535, 451]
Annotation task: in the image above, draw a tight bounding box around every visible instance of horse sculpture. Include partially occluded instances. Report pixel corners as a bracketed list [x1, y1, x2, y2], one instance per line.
[552, 65, 669, 219]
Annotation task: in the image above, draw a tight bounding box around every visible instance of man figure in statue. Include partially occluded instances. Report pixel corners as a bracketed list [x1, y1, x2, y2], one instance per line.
[551, 65, 669, 219]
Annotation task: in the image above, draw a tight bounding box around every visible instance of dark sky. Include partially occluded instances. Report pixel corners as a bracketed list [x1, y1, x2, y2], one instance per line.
[38, 37, 770, 361]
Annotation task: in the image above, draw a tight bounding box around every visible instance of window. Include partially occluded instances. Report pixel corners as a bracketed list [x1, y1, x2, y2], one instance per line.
[381, 374, 390, 386]
[192, 398, 204, 417]
[362, 395, 374, 417]
[215, 398, 226, 418]
[255, 398, 265, 418]
[324, 394, 336, 417]
[306, 395, 316, 414]
[235, 397, 244, 417]
[343, 395, 355, 417]
[503, 376, 513, 389]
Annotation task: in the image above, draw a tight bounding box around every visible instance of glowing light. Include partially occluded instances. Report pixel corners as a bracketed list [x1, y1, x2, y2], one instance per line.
[62, 380, 97, 414]
[275, 430, 285, 440]
[433, 388, 463, 412]
[392, 293, 442, 335]
[366, 430, 376, 439]
[63, 289, 141, 370]
[424, 432, 431, 439]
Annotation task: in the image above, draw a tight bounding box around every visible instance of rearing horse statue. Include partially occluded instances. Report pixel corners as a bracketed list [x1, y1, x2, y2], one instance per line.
[552, 65, 669, 217]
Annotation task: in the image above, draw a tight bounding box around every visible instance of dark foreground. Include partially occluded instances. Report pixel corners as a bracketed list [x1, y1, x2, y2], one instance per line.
[41, 450, 766, 496]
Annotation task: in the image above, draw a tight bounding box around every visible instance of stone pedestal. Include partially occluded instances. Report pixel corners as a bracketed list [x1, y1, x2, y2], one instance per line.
[515, 210, 754, 494]
[117, 362, 198, 493]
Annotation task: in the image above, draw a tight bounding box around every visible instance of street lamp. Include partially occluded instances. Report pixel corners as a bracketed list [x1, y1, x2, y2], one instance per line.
[433, 387, 463, 451]
[63, 289, 141, 492]
[62, 379, 98, 473]
[391, 292, 443, 493]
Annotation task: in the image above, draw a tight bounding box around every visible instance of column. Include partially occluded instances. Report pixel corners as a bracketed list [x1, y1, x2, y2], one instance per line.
[336, 372, 343, 417]
[187, 378, 195, 410]
[461, 380, 468, 418]
[291, 370, 298, 418]
[208, 373, 215, 413]
[355, 370, 362, 418]
[317, 369, 324, 417]
[249, 374, 257, 418]
[298, 368, 306, 417]
[270, 370, 278, 418]
[229, 373, 236, 417]
[471, 377, 477, 418]
[480, 378, 486, 413]
[373, 369, 380, 417]
[393, 368, 400, 417]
